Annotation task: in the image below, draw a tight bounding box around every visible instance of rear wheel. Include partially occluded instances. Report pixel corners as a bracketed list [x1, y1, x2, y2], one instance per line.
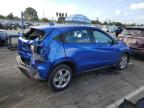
[116, 54, 128, 70]
[48, 64, 73, 91]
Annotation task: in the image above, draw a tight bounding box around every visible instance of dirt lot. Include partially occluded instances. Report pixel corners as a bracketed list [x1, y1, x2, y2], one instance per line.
[0, 48, 144, 108]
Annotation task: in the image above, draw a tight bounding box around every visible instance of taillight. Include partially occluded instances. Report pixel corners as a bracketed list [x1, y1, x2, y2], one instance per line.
[30, 45, 45, 61]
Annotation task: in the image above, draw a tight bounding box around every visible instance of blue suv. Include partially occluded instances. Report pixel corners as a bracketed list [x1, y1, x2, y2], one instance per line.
[17, 24, 130, 91]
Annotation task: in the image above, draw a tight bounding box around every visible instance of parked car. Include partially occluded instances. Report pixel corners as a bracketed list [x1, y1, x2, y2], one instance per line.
[118, 27, 144, 56]
[17, 24, 130, 91]
[19, 23, 27, 29]
[0, 23, 4, 29]
[3, 23, 20, 30]
[0, 31, 7, 44]
[4, 23, 13, 30]
[101, 25, 109, 32]
[13, 23, 20, 30]
[115, 26, 123, 37]
[25, 23, 33, 28]
[108, 25, 117, 33]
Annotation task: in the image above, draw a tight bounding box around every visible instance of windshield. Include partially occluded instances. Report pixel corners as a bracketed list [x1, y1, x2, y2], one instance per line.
[23, 28, 45, 40]
[122, 29, 144, 36]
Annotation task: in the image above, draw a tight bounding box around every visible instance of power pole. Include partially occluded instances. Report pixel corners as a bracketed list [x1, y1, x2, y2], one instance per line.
[21, 11, 24, 34]
[43, 9, 44, 18]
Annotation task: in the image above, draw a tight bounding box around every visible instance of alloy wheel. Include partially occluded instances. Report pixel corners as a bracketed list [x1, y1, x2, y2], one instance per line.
[119, 55, 128, 69]
[53, 69, 71, 89]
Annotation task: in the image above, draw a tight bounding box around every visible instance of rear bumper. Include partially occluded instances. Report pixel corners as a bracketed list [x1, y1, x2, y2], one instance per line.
[16, 56, 45, 80]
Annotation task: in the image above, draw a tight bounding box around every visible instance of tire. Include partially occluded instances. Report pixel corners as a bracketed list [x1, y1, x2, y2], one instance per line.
[116, 54, 128, 70]
[48, 64, 73, 91]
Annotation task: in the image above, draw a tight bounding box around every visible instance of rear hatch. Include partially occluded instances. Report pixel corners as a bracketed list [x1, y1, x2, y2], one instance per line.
[121, 28, 144, 47]
[18, 28, 46, 65]
[123, 36, 138, 45]
[123, 35, 144, 49]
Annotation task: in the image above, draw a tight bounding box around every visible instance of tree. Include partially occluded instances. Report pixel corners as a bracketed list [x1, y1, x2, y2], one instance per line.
[103, 21, 108, 25]
[56, 12, 59, 18]
[7, 13, 13, 20]
[131, 23, 136, 26]
[58, 13, 61, 21]
[56, 12, 67, 23]
[13, 16, 20, 20]
[113, 22, 123, 26]
[41, 18, 49, 22]
[65, 13, 67, 18]
[62, 13, 64, 17]
[91, 18, 102, 25]
[24, 7, 38, 20]
[109, 21, 123, 26]
[61, 13, 65, 21]
[0, 14, 6, 19]
[59, 13, 62, 18]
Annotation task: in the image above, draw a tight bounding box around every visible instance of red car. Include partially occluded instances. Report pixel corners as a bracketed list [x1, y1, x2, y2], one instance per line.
[118, 27, 144, 56]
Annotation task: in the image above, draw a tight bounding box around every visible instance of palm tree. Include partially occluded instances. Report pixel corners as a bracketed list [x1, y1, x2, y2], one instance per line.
[61, 13, 64, 21]
[65, 13, 67, 18]
[62, 13, 64, 17]
[59, 13, 62, 21]
[56, 12, 59, 20]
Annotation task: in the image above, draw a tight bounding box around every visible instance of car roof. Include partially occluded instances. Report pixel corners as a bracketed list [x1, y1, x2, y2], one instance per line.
[32, 23, 98, 32]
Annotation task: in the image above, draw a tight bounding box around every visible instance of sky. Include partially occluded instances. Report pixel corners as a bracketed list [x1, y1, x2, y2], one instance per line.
[0, 0, 144, 24]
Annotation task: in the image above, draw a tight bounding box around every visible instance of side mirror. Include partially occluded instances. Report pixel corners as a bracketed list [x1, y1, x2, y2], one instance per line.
[107, 40, 118, 46]
[111, 39, 118, 45]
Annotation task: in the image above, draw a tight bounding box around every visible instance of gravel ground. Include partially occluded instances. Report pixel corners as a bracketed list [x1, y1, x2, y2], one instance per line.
[0, 48, 144, 108]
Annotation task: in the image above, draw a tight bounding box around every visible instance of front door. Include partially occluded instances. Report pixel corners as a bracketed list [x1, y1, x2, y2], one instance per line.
[89, 29, 121, 66]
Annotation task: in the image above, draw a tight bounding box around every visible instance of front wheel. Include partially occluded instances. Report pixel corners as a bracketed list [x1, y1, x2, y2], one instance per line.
[48, 64, 73, 91]
[116, 54, 128, 70]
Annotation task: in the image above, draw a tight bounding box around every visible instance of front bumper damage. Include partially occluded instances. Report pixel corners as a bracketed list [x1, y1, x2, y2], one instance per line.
[130, 47, 144, 55]
[16, 56, 44, 80]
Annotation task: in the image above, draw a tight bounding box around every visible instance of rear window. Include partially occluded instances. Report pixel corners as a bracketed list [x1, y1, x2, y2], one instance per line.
[23, 28, 45, 40]
[63, 30, 91, 43]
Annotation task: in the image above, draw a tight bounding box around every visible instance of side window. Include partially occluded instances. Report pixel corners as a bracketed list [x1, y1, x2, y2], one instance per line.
[92, 30, 112, 44]
[63, 30, 91, 43]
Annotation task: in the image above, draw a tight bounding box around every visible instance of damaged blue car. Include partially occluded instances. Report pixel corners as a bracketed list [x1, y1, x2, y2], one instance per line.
[17, 24, 130, 91]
